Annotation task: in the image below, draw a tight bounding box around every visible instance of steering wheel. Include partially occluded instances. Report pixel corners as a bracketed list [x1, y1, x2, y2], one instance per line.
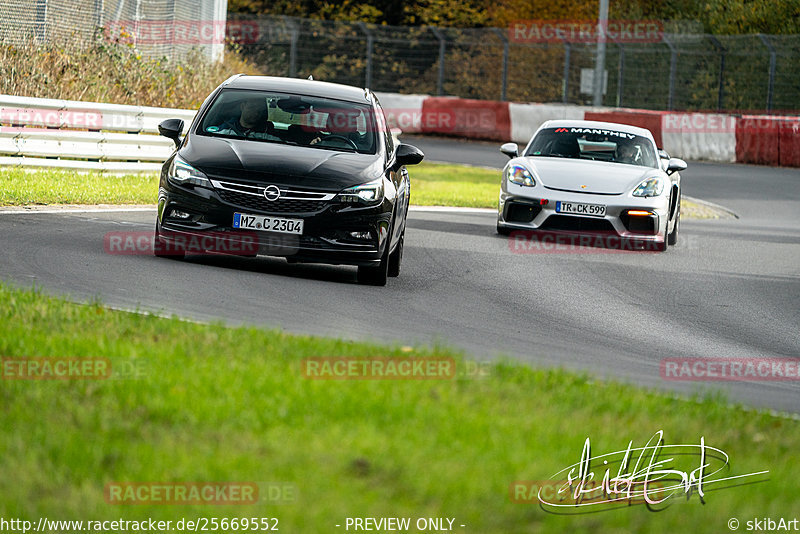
[320, 134, 358, 150]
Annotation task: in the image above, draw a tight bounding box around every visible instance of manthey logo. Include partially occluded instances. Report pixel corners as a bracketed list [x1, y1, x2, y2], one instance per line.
[263, 185, 281, 202]
[569, 127, 636, 139]
[553, 127, 636, 139]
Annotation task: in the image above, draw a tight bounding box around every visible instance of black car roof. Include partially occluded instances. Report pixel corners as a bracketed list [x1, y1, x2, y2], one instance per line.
[222, 75, 373, 104]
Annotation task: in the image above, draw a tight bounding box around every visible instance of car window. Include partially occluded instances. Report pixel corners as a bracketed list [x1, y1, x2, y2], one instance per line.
[525, 127, 658, 168]
[374, 99, 394, 159]
[198, 89, 378, 155]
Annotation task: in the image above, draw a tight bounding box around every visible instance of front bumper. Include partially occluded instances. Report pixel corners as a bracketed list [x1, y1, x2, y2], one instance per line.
[497, 185, 670, 243]
[157, 178, 392, 266]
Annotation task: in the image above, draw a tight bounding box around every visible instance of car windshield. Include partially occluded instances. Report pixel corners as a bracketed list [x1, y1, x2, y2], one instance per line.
[524, 127, 658, 168]
[198, 89, 378, 154]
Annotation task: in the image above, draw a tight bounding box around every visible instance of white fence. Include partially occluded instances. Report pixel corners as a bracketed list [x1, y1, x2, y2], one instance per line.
[0, 93, 404, 173]
[0, 94, 196, 173]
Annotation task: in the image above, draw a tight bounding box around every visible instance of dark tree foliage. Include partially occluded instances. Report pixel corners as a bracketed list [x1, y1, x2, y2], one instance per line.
[228, 0, 800, 35]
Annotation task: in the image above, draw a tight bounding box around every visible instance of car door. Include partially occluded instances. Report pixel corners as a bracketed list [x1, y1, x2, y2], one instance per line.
[375, 99, 408, 248]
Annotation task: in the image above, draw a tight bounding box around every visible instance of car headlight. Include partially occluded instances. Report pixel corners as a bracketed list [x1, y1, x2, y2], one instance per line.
[337, 178, 384, 206]
[168, 156, 212, 188]
[505, 164, 535, 187]
[632, 177, 663, 197]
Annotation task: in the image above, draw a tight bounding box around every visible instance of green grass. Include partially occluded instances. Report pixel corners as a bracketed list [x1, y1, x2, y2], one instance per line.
[0, 164, 727, 218]
[411, 162, 500, 208]
[0, 168, 158, 205]
[0, 283, 797, 532]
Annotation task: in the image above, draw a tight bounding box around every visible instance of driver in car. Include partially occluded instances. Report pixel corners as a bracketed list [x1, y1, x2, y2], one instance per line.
[616, 143, 639, 164]
[309, 109, 363, 149]
[217, 97, 280, 140]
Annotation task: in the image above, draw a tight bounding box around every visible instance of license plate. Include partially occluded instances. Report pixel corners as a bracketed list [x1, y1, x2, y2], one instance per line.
[555, 201, 606, 217]
[233, 213, 304, 234]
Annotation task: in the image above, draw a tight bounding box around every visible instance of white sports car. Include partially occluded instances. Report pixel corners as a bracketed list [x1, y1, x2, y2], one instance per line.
[497, 120, 687, 251]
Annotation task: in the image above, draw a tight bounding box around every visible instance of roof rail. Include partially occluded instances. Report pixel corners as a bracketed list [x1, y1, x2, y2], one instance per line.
[221, 73, 245, 86]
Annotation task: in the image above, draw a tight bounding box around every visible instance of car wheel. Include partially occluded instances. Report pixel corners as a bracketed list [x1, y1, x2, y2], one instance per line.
[668, 203, 680, 246]
[153, 222, 185, 259]
[497, 223, 511, 236]
[357, 231, 391, 286]
[387, 229, 404, 277]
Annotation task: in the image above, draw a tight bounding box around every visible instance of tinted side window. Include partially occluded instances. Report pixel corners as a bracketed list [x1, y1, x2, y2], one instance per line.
[374, 99, 394, 159]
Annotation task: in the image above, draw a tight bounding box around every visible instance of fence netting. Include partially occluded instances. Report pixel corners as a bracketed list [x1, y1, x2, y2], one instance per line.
[0, 0, 226, 62]
[235, 15, 799, 113]
[1, 7, 797, 113]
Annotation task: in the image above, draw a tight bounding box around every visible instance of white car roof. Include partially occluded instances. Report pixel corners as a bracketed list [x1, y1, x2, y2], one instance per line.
[539, 119, 655, 142]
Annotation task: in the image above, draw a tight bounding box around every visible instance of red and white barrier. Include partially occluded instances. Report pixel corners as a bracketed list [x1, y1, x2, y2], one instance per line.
[378, 91, 797, 167]
[375, 92, 426, 134]
[3, 91, 796, 168]
[662, 113, 737, 163]
[420, 97, 511, 141]
[735, 115, 800, 167]
[508, 103, 586, 144]
[584, 109, 665, 147]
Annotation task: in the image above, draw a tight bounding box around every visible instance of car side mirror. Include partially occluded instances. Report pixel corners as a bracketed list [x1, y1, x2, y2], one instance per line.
[500, 142, 519, 159]
[666, 157, 687, 175]
[395, 143, 424, 167]
[158, 119, 185, 148]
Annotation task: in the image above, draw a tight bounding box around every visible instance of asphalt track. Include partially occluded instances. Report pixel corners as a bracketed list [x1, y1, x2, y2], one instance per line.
[1, 136, 798, 412]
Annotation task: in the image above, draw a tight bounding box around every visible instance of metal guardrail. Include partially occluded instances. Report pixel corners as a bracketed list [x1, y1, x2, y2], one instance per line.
[0, 94, 403, 173]
[0, 95, 196, 173]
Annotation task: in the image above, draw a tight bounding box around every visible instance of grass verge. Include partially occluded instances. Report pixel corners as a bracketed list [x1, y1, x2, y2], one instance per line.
[0, 164, 724, 219]
[0, 169, 158, 205]
[0, 282, 796, 532]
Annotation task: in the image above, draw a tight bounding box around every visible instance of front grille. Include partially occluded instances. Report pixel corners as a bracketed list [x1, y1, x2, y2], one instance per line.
[540, 215, 616, 233]
[209, 178, 335, 214]
[543, 185, 623, 196]
[217, 190, 328, 213]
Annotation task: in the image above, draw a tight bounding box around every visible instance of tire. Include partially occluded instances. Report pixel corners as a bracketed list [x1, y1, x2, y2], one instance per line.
[357, 230, 391, 286]
[496, 223, 511, 236]
[387, 230, 404, 277]
[668, 202, 680, 246]
[153, 222, 185, 259]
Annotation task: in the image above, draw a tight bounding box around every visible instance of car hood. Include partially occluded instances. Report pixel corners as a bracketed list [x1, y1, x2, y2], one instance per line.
[180, 134, 384, 190]
[521, 157, 661, 195]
